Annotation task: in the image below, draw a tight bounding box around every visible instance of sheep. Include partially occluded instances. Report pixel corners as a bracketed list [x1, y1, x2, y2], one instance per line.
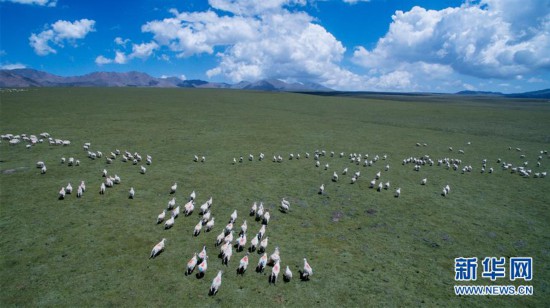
[240, 220, 248, 235]
[249, 235, 259, 252]
[100, 183, 106, 195]
[272, 156, 276, 162]
[209, 271, 223, 295]
[194, 155, 199, 162]
[184, 200, 194, 216]
[237, 233, 247, 252]
[149, 238, 166, 259]
[259, 236, 269, 253]
[157, 210, 166, 224]
[41, 165, 47, 174]
[250, 202, 257, 216]
[216, 231, 225, 246]
[97, 151, 103, 158]
[302, 258, 313, 280]
[77, 185, 83, 198]
[377, 182, 383, 192]
[259, 153, 265, 161]
[257, 225, 266, 240]
[343, 167, 348, 175]
[197, 257, 208, 278]
[222, 244, 233, 265]
[140, 166, 146, 174]
[105, 177, 113, 187]
[202, 211, 211, 224]
[315, 161, 320, 167]
[201, 156, 206, 162]
[262, 211, 270, 225]
[36, 161, 45, 168]
[394, 188, 401, 198]
[280, 200, 290, 213]
[75, 160, 80, 166]
[324, 163, 329, 170]
[230, 209, 238, 223]
[332, 172, 339, 182]
[284, 265, 293, 282]
[289, 153, 294, 160]
[190, 190, 196, 201]
[369, 179, 376, 188]
[421, 178, 427, 185]
[296, 153, 301, 159]
[224, 222, 234, 235]
[224, 230, 234, 244]
[269, 246, 280, 265]
[167, 197, 176, 210]
[172, 205, 180, 219]
[200, 201, 210, 215]
[233, 158, 237, 164]
[256, 204, 264, 221]
[305, 152, 310, 158]
[351, 176, 357, 184]
[186, 253, 198, 275]
[249, 154, 254, 161]
[113, 175, 121, 184]
[384, 181, 390, 190]
[165, 216, 175, 229]
[128, 187, 135, 199]
[58, 187, 66, 200]
[319, 184, 325, 195]
[61, 157, 66, 164]
[198, 245, 207, 261]
[269, 260, 281, 284]
[256, 253, 268, 272]
[237, 253, 249, 274]
[206, 217, 215, 231]
[170, 182, 177, 194]
[193, 220, 202, 236]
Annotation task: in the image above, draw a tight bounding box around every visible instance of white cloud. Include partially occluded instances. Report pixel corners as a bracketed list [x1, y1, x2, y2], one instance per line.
[2, 0, 57, 7]
[1, 62, 26, 70]
[29, 19, 96, 55]
[95, 55, 112, 65]
[130, 42, 159, 59]
[114, 51, 127, 64]
[114, 37, 130, 46]
[342, 0, 370, 4]
[352, 2, 550, 90]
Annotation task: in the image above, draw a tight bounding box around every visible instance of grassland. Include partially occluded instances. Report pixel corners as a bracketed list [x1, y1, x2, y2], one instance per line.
[1, 88, 549, 307]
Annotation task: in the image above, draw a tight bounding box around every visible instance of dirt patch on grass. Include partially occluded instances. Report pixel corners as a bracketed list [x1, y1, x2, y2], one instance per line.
[331, 211, 343, 222]
[1, 167, 28, 174]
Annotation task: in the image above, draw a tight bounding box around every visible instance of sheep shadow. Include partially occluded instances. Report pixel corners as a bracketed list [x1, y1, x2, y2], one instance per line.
[299, 270, 310, 281]
[196, 272, 205, 279]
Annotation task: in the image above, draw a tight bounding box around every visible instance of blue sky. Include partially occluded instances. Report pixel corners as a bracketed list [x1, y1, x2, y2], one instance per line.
[1, 0, 549, 92]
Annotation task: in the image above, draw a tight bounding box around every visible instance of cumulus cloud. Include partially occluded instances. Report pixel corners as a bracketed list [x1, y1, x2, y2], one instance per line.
[114, 37, 130, 46]
[2, 0, 57, 7]
[1, 62, 26, 70]
[352, 1, 550, 89]
[95, 42, 158, 65]
[29, 19, 96, 55]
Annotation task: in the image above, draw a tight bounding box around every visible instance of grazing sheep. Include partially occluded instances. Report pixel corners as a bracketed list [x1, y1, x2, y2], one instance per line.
[319, 184, 325, 195]
[113, 175, 121, 184]
[187, 253, 198, 275]
[269, 247, 280, 265]
[184, 200, 195, 216]
[257, 253, 268, 272]
[343, 167, 348, 175]
[270, 260, 281, 284]
[332, 172, 339, 182]
[324, 163, 329, 170]
[315, 161, 320, 167]
[369, 179, 376, 188]
[77, 185, 83, 198]
[384, 181, 390, 190]
[224, 230, 234, 244]
[201, 156, 206, 162]
[193, 220, 202, 236]
[302, 258, 313, 280]
[165, 216, 175, 229]
[233, 157, 237, 164]
[225, 222, 234, 235]
[190, 190, 196, 201]
[284, 266, 293, 282]
[157, 210, 166, 224]
[61, 157, 66, 164]
[129, 187, 135, 199]
[237, 253, 249, 274]
[280, 199, 290, 213]
[140, 166, 146, 174]
[249, 235, 259, 252]
[200, 201, 210, 215]
[102, 169, 108, 177]
[237, 233, 247, 252]
[197, 257, 208, 277]
[150, 238, 166, 259]
[250, 202, 257, 216]
[36, 161, 45, 168]
[194, 155, 199, 162]
[58, 187, 66, 200]
[222, 244, 233, 265]
[394, 188, 401, 198]
[170, 182, 177, 194]
[262, 211, 270, 225]
[167, 197, 176, 210]
[172, 205, 180, 219]
[256, 204, 264, 221]
[230, 210, 238, 223]
[249, 154, 254, 161]
[258, 225, 266, 240]
[216, 231, 225, 246]
[259, 236, 269, 253]
[240, 220, 248, 235]
[206, 217, 215, 231]
[209, 271, 223, 295]
[421, 178, 427, 185]
[377, 182, 383, 192]
[41, 165, 47, 174]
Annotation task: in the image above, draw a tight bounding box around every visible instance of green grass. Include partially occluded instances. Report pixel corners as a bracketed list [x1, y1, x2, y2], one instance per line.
[1, 88, 549, 307]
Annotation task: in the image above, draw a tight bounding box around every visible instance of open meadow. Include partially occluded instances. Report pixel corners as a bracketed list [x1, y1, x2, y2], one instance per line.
[1, 88, 549, 306]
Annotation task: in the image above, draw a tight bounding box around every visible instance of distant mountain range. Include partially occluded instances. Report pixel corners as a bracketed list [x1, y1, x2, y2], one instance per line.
[0, 69, 332, 92]
[1, 68, 548, 97]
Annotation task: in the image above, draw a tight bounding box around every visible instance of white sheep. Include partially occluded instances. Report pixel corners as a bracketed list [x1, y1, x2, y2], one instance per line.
[257, 253, 268, 272]
[332, 172, 339, 182]
[197, 257, 208, 278]
[319, 184, 325, 194]
[58, 187, 66, 200]
[170, 182, 177, 194]
[237, 253, 249, 274]
[184, 200, 194, 216]
[302, 258, 313, 280]
[216, 231, 225, 246]
[280, 200, 290, 213]
[172, 205, 180, 218]
[36, 161, 45, 168]
[190, 190, 196, 201]
[206, 217, 215, 231]
[210, 271, 223, 295]
[157, 210, 166, 224]
[187, 253, 198, 275]
[77, 185, 83, 198]
[315, 161, 320, 167]
[237, 233, 247, 252]
[249, 235, 259, 252]
[259, 236, 269, 253]
[262, 211, 270, 225]
[100, 183, 106, 195]
[421, 178, 427, 185]
[284, 265, 293, 281]
[149, 238, 166, 259]
[167, 197, 176, 210]
[41, 165, 47, 174]
[250, 202, 257, 216]
[394, 188, 401, 198]
[384, 181, 390, 190]
[129, 187, 135, 199]
[269, 260, 281, 284]
[165, 216, 175, 229]
[140, 166, 146, 174]
[193, 220, 202, 236]
[194, 155, 199, 162]
[240, 220, 248, 235]
[201, 156, 206, 162]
